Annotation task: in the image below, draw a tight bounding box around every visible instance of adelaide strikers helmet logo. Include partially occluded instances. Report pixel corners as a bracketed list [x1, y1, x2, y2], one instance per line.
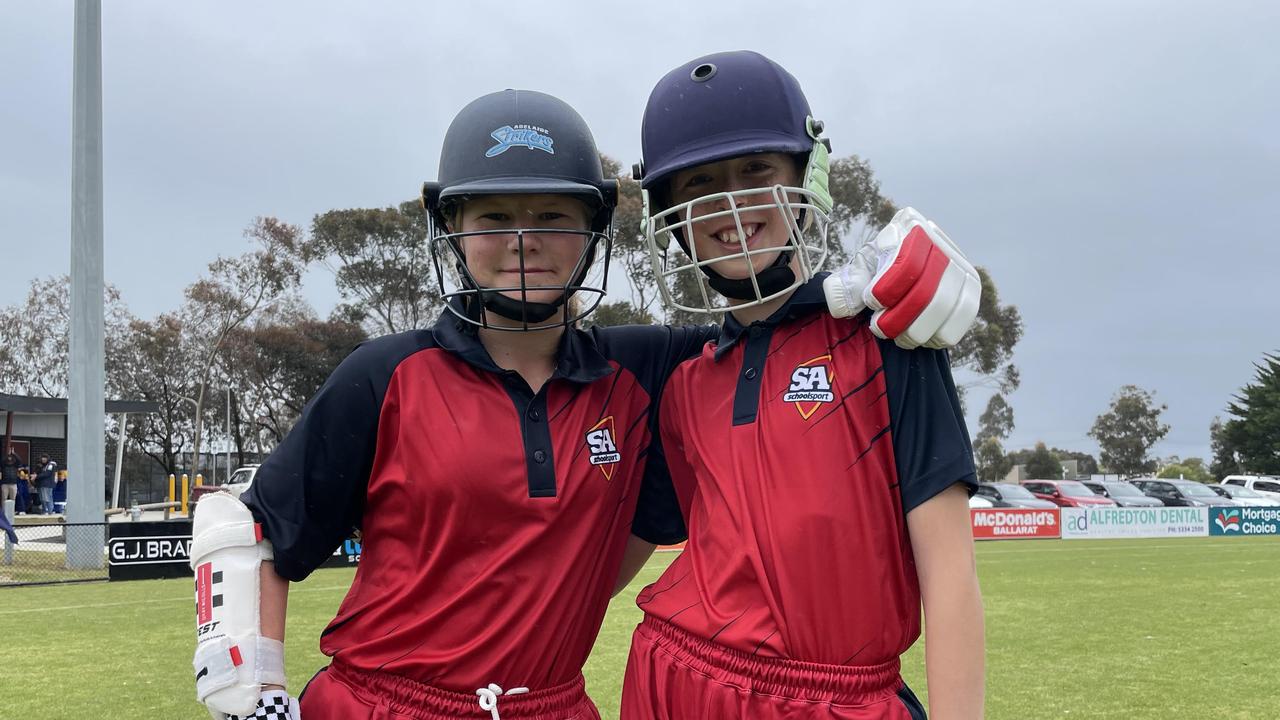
[783, 355, 835, 420]
[486, 124, 555, 157]
[584, 416, 621, 481]
[1214, 509, 1241, 533]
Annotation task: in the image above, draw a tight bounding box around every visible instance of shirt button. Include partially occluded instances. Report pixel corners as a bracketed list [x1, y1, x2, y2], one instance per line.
[744, 367, 758, 380]
[533, 450, 547, 463]
[527, 408, 541, 421]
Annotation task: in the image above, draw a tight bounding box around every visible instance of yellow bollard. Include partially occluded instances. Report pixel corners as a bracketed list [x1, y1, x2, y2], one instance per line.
[182, 474, 191, 516]
[169, 474, 176, 503]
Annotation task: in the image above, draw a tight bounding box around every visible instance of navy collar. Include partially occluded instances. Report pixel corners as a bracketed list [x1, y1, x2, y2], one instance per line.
[713, 272, 831, 361]
[431, 300, 615, 385]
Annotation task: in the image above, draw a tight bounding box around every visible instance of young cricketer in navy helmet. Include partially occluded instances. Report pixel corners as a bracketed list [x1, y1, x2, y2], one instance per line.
[620, 51, 986, 719]
[189, 84, 982, 720]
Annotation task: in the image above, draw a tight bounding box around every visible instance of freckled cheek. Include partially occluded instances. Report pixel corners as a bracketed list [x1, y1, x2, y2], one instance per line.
[461, 240, 505, 281]
[553, 241, 591, 276]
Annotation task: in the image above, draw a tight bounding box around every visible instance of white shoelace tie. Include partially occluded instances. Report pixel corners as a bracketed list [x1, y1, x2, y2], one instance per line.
[475, 683, 529, 720]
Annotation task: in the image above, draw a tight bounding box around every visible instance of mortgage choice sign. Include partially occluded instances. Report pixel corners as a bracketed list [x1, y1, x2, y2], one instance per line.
[1208, 506, 1280, 536]
[1061, 506, 1208, 539]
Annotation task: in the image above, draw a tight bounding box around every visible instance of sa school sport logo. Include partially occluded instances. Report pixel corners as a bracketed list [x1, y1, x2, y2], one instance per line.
[585, 416, 621, 481]
[486, 124, 555, 157]
[783, 355, 836, 420]
[1214, 509, 1241, 533]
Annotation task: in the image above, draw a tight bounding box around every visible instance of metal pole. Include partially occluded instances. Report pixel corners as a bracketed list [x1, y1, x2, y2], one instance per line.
[225, 387, 231, 484]
[111, 411, 126, 508]
[67, 0, 105, 568]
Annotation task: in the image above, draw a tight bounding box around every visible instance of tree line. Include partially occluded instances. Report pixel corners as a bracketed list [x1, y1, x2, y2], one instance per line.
[0, 153, 1022, 481]
[974, 360, 1280, 483]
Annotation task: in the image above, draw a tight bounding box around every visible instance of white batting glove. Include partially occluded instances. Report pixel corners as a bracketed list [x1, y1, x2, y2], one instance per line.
[211, 690, 301, 720]
[824, 207, 981, 349]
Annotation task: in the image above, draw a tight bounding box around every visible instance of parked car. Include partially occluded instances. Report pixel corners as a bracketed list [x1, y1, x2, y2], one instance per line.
[1211, 484, 1280, 507]
[1021, 480, 1118, 508]
[968, 495, 995, 509]
[191, 464, 260, 503]
[976, 483, 1057, 509]
[1131, 478, 1234, 507]
[1081, 481, 1164, 508]
[1220, 475, 1280, 503]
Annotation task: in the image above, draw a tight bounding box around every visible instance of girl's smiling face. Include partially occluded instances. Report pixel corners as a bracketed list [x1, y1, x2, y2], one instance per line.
[667, 152, 800, 279]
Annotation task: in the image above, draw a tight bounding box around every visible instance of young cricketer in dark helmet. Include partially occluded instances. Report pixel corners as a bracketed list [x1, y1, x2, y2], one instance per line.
[200, 89, 706, 720]
[191, 85, 982, 720]
[620, 51, 986, 719]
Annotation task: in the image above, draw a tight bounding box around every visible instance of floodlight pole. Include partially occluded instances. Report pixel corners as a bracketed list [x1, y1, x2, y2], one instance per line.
[225, 387, 232, 483]
[67, 0, 105, 568]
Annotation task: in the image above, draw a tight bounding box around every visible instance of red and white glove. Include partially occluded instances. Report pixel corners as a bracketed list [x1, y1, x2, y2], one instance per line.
[824, 207, 980, 349]
[215, 689, 301, 720]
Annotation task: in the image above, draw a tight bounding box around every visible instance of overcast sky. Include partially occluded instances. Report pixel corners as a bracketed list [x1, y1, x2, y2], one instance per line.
[2, 1, 1277, 462]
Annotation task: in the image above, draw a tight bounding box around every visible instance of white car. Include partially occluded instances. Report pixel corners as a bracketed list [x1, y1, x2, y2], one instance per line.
[1220, 475, 1280, 503]
[968, 495, 994, 509]
[223, 464, 259, 498]
[1213, 484, 1280, 507]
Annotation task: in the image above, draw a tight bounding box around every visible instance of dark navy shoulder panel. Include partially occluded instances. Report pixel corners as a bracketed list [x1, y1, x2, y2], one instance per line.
[243, 329, 438, 581]
[878, 338, 978, 514]
[588, 323, 718, 395]
[587, 323, 716, 545]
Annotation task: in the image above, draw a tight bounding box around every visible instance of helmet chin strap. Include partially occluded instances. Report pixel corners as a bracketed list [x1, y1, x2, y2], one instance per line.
[456, 238, 600, 327]
[663, 188, 805, 302]
[479, 289, 566, 324]
[671, 229, 797, 301]
[703, 249, 796, 300]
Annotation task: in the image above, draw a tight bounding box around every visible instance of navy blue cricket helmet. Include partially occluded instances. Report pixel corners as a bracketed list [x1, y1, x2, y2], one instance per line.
[422, 89, 618, 331]
[634, 51, 835, 313]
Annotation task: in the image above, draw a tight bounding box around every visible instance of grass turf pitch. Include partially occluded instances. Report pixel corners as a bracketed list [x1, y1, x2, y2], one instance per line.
[1, 536, 1274, 719]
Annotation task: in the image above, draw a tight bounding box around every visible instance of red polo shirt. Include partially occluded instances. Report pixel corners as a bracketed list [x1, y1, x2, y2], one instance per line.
[637, 274, 976, 666]
[244, 304, 712, 692]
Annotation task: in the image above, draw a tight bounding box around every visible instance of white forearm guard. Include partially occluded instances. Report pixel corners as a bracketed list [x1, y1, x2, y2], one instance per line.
[191, 492, 286, 717]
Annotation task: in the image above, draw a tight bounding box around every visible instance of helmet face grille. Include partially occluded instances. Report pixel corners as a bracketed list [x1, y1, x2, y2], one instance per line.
[429, 220, 613, 332]
[637, 52, 833, 314]
[643, 183, 831, 315]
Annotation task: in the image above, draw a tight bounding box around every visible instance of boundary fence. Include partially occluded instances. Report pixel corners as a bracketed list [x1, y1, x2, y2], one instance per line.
[969, 506, 1280, 540]
[4, 506, 1276, 588]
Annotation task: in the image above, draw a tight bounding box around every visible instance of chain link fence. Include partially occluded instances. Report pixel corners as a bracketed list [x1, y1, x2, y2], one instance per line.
[1, 519, 109, 587]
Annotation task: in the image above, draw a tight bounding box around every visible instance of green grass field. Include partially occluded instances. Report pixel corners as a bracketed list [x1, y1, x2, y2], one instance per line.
[1, 537, 1276, 719]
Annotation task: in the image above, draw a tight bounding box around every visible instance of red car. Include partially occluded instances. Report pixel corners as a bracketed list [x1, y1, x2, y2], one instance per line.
[1021, 480, 1118, 508]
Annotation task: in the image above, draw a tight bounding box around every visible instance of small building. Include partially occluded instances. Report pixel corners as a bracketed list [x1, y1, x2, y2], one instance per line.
[1, 393, 159, 510]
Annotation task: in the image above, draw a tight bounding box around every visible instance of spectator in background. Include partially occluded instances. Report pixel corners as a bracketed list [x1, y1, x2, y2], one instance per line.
[0, 501, 16, 544]
[1, 451, 19, 505]
[34, 454, 57, 515]
[15, 463, 32, 514]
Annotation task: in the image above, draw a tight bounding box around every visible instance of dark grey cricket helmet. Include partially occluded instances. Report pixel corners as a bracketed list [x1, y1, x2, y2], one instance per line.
[422, 89, 618, 330]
